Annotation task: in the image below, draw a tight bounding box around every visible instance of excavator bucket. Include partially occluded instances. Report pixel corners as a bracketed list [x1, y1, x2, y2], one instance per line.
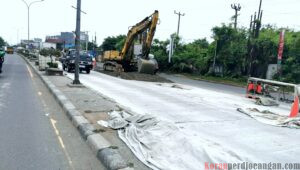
[137, 58, 157, 74]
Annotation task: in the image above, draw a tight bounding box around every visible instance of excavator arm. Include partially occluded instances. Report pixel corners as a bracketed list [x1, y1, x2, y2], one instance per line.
[120, 10, 159, 61]
[103, 10, 159, 74]
[143, 11, 159, 59]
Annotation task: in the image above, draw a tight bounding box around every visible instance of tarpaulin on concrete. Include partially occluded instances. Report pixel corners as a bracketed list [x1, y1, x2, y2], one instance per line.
[99, 111, 245, 170]
[237, 108, 300, 128]
[255, 98, 279, 106]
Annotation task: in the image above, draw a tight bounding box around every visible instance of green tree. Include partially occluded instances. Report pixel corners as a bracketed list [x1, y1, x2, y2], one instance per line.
[0, 36, 6, 47]
[87, 42, 98, 51]
[250, 27, 279, 77]
[280, 31, 300, 83]
[40, 48, 61, 57]
[171, 39, 210, 73]
[151, 38, 170, 71]
[211, 24, 248, 76]
[100, 35, 126, 51]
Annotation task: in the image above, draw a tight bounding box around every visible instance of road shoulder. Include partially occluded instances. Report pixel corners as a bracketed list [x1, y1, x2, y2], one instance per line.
[21, 54, 148, 170]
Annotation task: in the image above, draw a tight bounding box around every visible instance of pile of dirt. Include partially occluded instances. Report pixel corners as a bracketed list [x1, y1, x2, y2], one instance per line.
[98, 70, 173, 83]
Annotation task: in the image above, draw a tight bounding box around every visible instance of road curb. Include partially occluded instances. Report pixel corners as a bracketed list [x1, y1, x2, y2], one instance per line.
[87, 134, 111, 154]
[98, 148, 129, 170]
[20, 54, 132, 170]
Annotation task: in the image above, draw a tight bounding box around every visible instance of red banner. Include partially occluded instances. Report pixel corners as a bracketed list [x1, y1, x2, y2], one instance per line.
[277, 31, 285, 60]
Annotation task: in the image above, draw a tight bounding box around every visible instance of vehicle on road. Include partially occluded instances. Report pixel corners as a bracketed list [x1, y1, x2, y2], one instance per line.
[0, 48, 5, 73]
[59, 49, 76, 63]
[103, 10, 159, 74]
[6, 47, 14, 54]
[62, 52, 93, 74]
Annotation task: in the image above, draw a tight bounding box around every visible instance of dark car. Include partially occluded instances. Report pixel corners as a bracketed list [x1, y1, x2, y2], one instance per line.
[59, 49, 76, 63]
[63, 53, 93, 74]
[0, 48, 5, 73]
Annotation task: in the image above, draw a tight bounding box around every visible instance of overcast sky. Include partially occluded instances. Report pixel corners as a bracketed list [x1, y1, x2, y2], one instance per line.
[1, 0, 300, 45]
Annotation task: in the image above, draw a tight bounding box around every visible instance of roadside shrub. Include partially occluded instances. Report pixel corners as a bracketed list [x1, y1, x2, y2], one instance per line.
[47, 62, 58, 68]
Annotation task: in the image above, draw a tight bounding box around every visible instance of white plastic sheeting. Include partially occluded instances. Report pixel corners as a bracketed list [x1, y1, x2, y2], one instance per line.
[99, 111, 245, 170]
[65, 71, 300, 169]
[237, 108, 300, 128]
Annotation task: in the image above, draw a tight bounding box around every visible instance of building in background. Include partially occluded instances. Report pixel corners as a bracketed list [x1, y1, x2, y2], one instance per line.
[32, 38, 42, 49]
[21, 39, 34, 48]
[41, 42, 56, 49]
[80, 31, 89, 43]
[18, 31, 90, 50]
[45, 31, 89, 49]
[61, 32, 75, 49]
[21, 38, 42, 49]
[45, 35, 63, 49]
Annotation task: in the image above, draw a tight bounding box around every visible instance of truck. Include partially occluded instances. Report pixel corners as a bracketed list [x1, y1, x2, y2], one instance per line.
[103, 10, 159, 74]
[6, 47, 14, 54]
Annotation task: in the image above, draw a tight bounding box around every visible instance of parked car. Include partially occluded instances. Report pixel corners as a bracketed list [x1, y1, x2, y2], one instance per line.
[63, 53, 93, 74]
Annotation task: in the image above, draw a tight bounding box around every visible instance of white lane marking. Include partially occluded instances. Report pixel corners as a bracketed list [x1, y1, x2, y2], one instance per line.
[50, 118, 75, 170]
[26, 65, 33, 78]
[38, 91, 42, 96]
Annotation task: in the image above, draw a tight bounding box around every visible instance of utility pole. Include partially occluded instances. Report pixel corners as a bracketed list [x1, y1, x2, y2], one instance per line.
[255, 0, 263, 38]
[248, 0, 263, 76]
[94, 32, 97, 46]
[85, 31, 89, 51]
[231, 3, 241, 29]
[94, 32, 97, 53]
[168, 35, 175, 63]
[17, 29, 19, 45]
[73, 0, 82, 84]
[174, 10, 185, 36]
[212, 39, 218, 73]
[71, 1, 87, 85]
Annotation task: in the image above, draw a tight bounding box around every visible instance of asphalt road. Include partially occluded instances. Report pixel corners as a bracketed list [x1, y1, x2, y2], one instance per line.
[0, 54, 105, 170]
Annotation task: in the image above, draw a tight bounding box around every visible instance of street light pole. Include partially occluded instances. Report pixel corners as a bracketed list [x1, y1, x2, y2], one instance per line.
[21, 0, 44, 48]
[27, 7, 29, 44]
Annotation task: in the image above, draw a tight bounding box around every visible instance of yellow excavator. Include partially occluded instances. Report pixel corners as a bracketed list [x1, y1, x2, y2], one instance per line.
[103, 10, 159, 74]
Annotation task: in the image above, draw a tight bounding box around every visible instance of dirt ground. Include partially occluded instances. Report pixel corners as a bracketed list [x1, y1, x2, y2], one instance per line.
[94, 62, 172, 83]
[95, 69, 172, 83]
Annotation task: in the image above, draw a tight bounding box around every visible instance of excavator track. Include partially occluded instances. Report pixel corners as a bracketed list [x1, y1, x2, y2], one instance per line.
[103, 61, 124, 75]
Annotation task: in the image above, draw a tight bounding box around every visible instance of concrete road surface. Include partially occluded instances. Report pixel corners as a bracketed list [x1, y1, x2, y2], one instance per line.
[159, 73, 245, 96]
[0, 54, 105, 170]
[63, 69, 300, 169]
